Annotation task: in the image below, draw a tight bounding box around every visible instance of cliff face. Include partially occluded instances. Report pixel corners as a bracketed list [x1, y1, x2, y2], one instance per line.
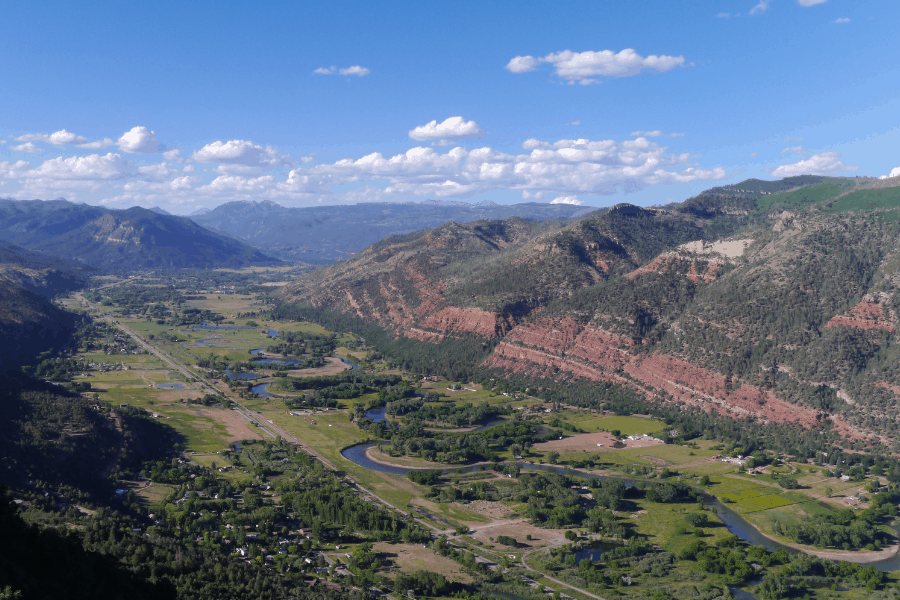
[281, 178, 900, 440]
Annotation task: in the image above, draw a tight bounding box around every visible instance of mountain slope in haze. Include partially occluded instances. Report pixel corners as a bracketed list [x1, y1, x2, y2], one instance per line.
[0, 239, 92, 296]
[191, 199, 593, 263]
[280, 175, 900, 443]
[0, 200, 281, 270]
[0, 240, 92, 368]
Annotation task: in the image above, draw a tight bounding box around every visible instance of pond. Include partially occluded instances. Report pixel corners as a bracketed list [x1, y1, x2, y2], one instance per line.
[157, 383, 185, 389]
[338, 356, 360, 370]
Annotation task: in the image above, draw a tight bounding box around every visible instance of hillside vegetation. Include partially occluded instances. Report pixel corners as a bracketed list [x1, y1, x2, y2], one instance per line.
[280, 175, 900, 442]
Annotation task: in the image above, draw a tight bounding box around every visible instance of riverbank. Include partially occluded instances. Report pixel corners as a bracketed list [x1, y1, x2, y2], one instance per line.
[364, 445, 495, 471]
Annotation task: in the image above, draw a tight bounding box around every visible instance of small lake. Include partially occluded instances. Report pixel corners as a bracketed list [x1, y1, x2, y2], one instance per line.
[190, 325, 253, 331]
[267, 329, 278, 337]
[157, 383, 185, 389]
[251, 383, 275, 397]
[250, 348, 266, 355]
[366, 407, 387, 422]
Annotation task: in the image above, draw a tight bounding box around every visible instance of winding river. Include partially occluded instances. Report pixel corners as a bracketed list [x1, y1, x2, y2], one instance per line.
[340, 441, 900, 571]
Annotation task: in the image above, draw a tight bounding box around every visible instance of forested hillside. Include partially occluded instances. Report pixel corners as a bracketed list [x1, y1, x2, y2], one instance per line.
[0, 200, 280, 271]
[280, 175, 900, 443]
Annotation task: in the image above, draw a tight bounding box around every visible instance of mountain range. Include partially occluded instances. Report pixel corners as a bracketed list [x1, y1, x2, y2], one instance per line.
[0, 199, 279, 271]
[190, 199, 593, 263]
[280, 175, 900, 444]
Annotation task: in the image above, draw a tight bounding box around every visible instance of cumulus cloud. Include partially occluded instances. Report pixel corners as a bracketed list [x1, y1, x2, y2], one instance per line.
[117, 126, 166, 154]
[409, 117, 485, 143]
[0, 131, 730, 210]
[834, 17, 850, 23]
[190, 140, 294, 173]
[505, 55, 540, 73]
[880, 166, 900, 180]
[314, 65, 370, 76]
[26, 153, 137, 181]
[769, 152, 857, 178]
[339, 66, 369, 76]
[799, 0, 826, 5]
[783, 135, 804, 142]
[11, 142, 43, 153]
[507, 48, 684, 85]
[781, 146, 810, 155]
[551, 195, 584, 205]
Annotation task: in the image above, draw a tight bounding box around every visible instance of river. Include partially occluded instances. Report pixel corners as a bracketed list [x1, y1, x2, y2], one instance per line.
[339, 442, 900, 572]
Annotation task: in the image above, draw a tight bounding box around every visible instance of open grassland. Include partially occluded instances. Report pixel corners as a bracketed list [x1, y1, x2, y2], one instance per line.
[567, 414, 663, 435]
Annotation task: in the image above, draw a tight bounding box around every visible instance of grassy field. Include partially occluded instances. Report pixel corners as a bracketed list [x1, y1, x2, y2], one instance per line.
[828, 187, 900, 212]
[570, 414, 662, 435]
[754, 183, 845, 212]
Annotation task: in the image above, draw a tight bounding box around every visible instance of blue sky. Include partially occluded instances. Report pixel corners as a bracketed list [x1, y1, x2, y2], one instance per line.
[1, 0, 898, 213]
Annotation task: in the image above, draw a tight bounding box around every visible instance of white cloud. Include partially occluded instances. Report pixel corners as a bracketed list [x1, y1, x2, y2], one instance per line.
[11, 142, 43, 153]
[769, 152, 857, 178]
[314, 65, 370, 76]
[880, 166, 900, 180]
[507, 48, 684, 85]
[551, 195, 584, 205]
[751, 152, 757, 157]
[833, 17, 850, 23]
[190, 139, 294, 172]
[0, 132, 730, 210]
[117, 126, 165, 154]
[409, 117, 485, 143]
[781, 146, 810, 155]
[77, 138, 115, 150]
[571, 121, 580, 126]
[339, 65, 369, 76]
[0, 161, 32, 178]
[783, 135, 804, 142]
[137, 162, 180, 183]
[750, 1, 769, 15]
[26, 153, 137, 180]
[630, 130, 685, 138]
[505, 55, 539, 73]
[163, 148, 182, 161]
[798, 0, 826, 5]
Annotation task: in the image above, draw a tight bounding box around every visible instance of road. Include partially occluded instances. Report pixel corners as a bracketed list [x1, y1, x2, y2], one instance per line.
[80, 292, 607, 600]
[77, 292, 428, 525]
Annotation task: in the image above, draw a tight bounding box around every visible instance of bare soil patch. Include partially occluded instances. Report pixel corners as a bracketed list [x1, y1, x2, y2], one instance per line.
[468, 520, 568, 551]
[373, 542, 473, 583]
[451, 500, 517, 521]
[287, 357, 350, 378]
